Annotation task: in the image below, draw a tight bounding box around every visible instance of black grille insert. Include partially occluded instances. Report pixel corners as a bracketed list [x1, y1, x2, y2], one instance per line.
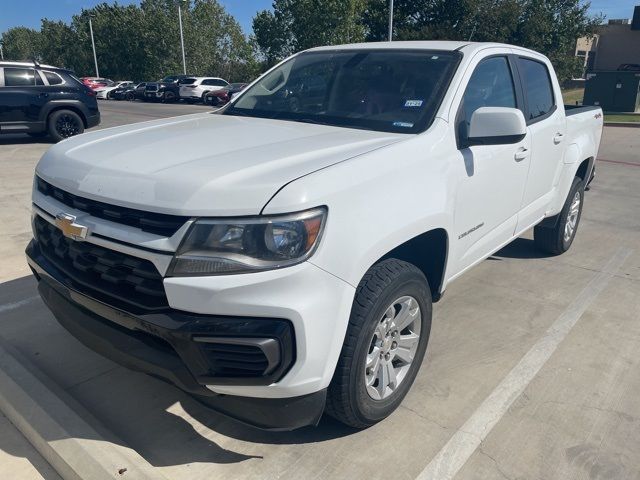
[200, 342, 272, 377]
[36, 177, 188, 237]
[34, 215, 168, 312]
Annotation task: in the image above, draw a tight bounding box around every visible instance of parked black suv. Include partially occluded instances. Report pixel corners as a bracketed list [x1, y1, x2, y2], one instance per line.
[0, 61, 100, 142]
[144, 75, 190, 102]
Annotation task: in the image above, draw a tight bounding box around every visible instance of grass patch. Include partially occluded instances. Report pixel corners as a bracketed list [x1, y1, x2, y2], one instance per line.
[605, 114, 640, 123]
[562, 88, 584, 105]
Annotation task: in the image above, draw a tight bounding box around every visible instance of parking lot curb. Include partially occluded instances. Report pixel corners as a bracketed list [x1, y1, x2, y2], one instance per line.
[0, 338, 166, 480]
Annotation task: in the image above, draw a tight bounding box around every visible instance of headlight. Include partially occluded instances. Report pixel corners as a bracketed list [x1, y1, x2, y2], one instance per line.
[168, 207, 327, 276]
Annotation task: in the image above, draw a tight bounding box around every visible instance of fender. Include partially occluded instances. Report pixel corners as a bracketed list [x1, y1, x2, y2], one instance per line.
[39, 100, 90, 125]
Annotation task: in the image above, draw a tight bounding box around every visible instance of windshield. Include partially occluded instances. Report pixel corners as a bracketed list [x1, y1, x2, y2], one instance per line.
[225, 49, 460, 134]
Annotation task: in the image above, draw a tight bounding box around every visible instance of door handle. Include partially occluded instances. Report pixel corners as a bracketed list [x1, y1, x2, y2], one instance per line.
[514, 148, 529, 162]
[553, 132, 564, 144]
[38, 93, 49, 98]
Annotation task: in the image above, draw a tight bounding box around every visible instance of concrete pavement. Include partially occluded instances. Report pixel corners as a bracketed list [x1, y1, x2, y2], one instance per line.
[0, 101, 638, 479]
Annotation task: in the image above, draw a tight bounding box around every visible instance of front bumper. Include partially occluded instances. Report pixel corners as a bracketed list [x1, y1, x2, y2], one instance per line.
[26, 240, 331, 430]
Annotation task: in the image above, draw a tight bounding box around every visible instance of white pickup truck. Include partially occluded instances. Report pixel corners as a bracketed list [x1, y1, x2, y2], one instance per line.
[27, 41, 602, 430]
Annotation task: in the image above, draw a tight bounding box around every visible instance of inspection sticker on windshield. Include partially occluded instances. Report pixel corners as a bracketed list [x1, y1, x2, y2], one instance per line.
[404, 99, 424, 107]
[393, 121, 414, 128]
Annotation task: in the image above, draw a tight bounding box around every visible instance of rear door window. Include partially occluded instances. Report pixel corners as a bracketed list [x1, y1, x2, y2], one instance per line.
[203, 79, 227, 86]
[4, 67, 44, 86]
[518, 58, 555, 120]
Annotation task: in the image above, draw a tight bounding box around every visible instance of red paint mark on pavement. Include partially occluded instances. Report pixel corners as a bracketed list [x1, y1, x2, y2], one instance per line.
[597, 158, 640, 167]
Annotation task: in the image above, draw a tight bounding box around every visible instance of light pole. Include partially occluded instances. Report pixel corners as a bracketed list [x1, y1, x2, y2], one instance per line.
[388, 0, 394, 41]
[89, 16, 99, 77]
[178, 1, 187, 74]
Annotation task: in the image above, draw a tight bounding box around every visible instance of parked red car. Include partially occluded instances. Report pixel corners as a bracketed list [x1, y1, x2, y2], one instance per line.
[204, 83, 248, 106]
[81, 77, 114, 90]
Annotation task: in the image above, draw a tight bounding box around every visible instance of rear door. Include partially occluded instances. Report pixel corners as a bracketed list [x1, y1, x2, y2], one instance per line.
[0, 67, 47, 127]
[515, 56, 567, 230]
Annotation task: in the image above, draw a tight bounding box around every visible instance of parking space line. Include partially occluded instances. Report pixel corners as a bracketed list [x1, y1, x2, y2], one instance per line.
[415, 247, 633, 480]
[0, 296, 39, 314]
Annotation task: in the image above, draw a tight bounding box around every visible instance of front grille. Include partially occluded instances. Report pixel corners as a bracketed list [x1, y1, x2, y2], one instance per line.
[199, 342, 272, 377]
[36, 177, 188, 237]
[34, 215, 168, 312]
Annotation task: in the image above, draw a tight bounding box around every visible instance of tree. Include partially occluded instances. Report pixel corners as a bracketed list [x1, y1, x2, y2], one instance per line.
[363, 0, 601, 82]
[0, 0, 258, 81]
[253, 0, 367, 67]
[0, 27, 42, 61]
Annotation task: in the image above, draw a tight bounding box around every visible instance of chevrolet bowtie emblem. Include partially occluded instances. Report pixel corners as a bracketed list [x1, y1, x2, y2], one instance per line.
[54, 213, 88, 241]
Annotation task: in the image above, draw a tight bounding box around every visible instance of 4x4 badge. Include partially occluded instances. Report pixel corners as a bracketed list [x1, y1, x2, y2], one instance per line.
[54, 213, 88, 241]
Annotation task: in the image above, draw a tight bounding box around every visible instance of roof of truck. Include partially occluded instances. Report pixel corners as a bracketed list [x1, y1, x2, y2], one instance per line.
[306, 41, 543, 58]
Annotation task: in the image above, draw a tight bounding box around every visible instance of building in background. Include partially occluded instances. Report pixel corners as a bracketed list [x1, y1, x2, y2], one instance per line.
[575, 5, 640, 77]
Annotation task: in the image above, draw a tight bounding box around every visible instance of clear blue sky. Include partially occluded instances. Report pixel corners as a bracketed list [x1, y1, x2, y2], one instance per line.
[1, 0, 637, 36]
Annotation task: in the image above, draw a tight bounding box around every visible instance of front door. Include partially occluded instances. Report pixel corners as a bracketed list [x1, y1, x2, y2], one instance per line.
[452, 55, 531, 275]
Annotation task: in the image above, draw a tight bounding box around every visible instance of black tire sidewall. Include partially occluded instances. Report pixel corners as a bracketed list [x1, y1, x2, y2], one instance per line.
[347, 268, 432, 425]
[48, 110, 84, 142]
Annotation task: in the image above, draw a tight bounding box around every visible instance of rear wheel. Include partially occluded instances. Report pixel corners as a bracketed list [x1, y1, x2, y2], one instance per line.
[125, 91, 135, 101]
[48, 109, 84, 142]
[326, 259, 432, 428]
[534, 176, 585, 255]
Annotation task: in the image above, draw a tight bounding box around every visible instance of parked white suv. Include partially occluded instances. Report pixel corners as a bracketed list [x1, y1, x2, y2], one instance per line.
[179, 76, 228, 102]
[27, 41, 602, 430]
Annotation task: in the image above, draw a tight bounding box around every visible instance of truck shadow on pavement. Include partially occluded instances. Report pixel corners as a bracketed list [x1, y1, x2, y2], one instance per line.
[492, 237, 554, 260]
[0, 135, 54, 145]
[0, 275, 355, 469]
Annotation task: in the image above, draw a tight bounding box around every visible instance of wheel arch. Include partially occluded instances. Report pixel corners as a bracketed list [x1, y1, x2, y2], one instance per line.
[575, 156, 594, 183]
[44, 103, 89, 128]
[375, 228, 449, 302]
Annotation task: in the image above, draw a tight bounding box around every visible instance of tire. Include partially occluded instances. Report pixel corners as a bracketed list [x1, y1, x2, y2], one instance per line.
[125, 92, 135, 101]
[534, 176, 585, 255]
[201, 91, 209, 103]
[326, 259, 432, 428]
[48, 109, 84, 142]
[162, 91, 176, 103]
[106, 91, 112, 100]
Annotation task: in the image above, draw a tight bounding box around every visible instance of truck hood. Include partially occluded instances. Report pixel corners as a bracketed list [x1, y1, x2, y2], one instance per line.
[36, 113, 404, 216]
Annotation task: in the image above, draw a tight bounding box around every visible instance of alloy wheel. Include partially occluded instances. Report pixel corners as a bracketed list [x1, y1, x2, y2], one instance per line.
[564, 191, 581, 242]
[364, 295, 422, 400]
[55, 114, 81, 138]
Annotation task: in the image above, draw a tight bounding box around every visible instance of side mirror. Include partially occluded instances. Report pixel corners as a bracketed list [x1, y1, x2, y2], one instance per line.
[468, 107, 527, 145]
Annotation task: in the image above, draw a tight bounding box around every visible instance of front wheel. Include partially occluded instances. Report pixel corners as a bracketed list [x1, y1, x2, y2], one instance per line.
[48, 109, 84, 142]
[534, 176, 585, 255]
[162, 91, 176, 103]
[326, 259, 432, 428]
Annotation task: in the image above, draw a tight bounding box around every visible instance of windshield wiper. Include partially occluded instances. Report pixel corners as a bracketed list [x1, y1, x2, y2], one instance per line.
[291, 117, 329, 126]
